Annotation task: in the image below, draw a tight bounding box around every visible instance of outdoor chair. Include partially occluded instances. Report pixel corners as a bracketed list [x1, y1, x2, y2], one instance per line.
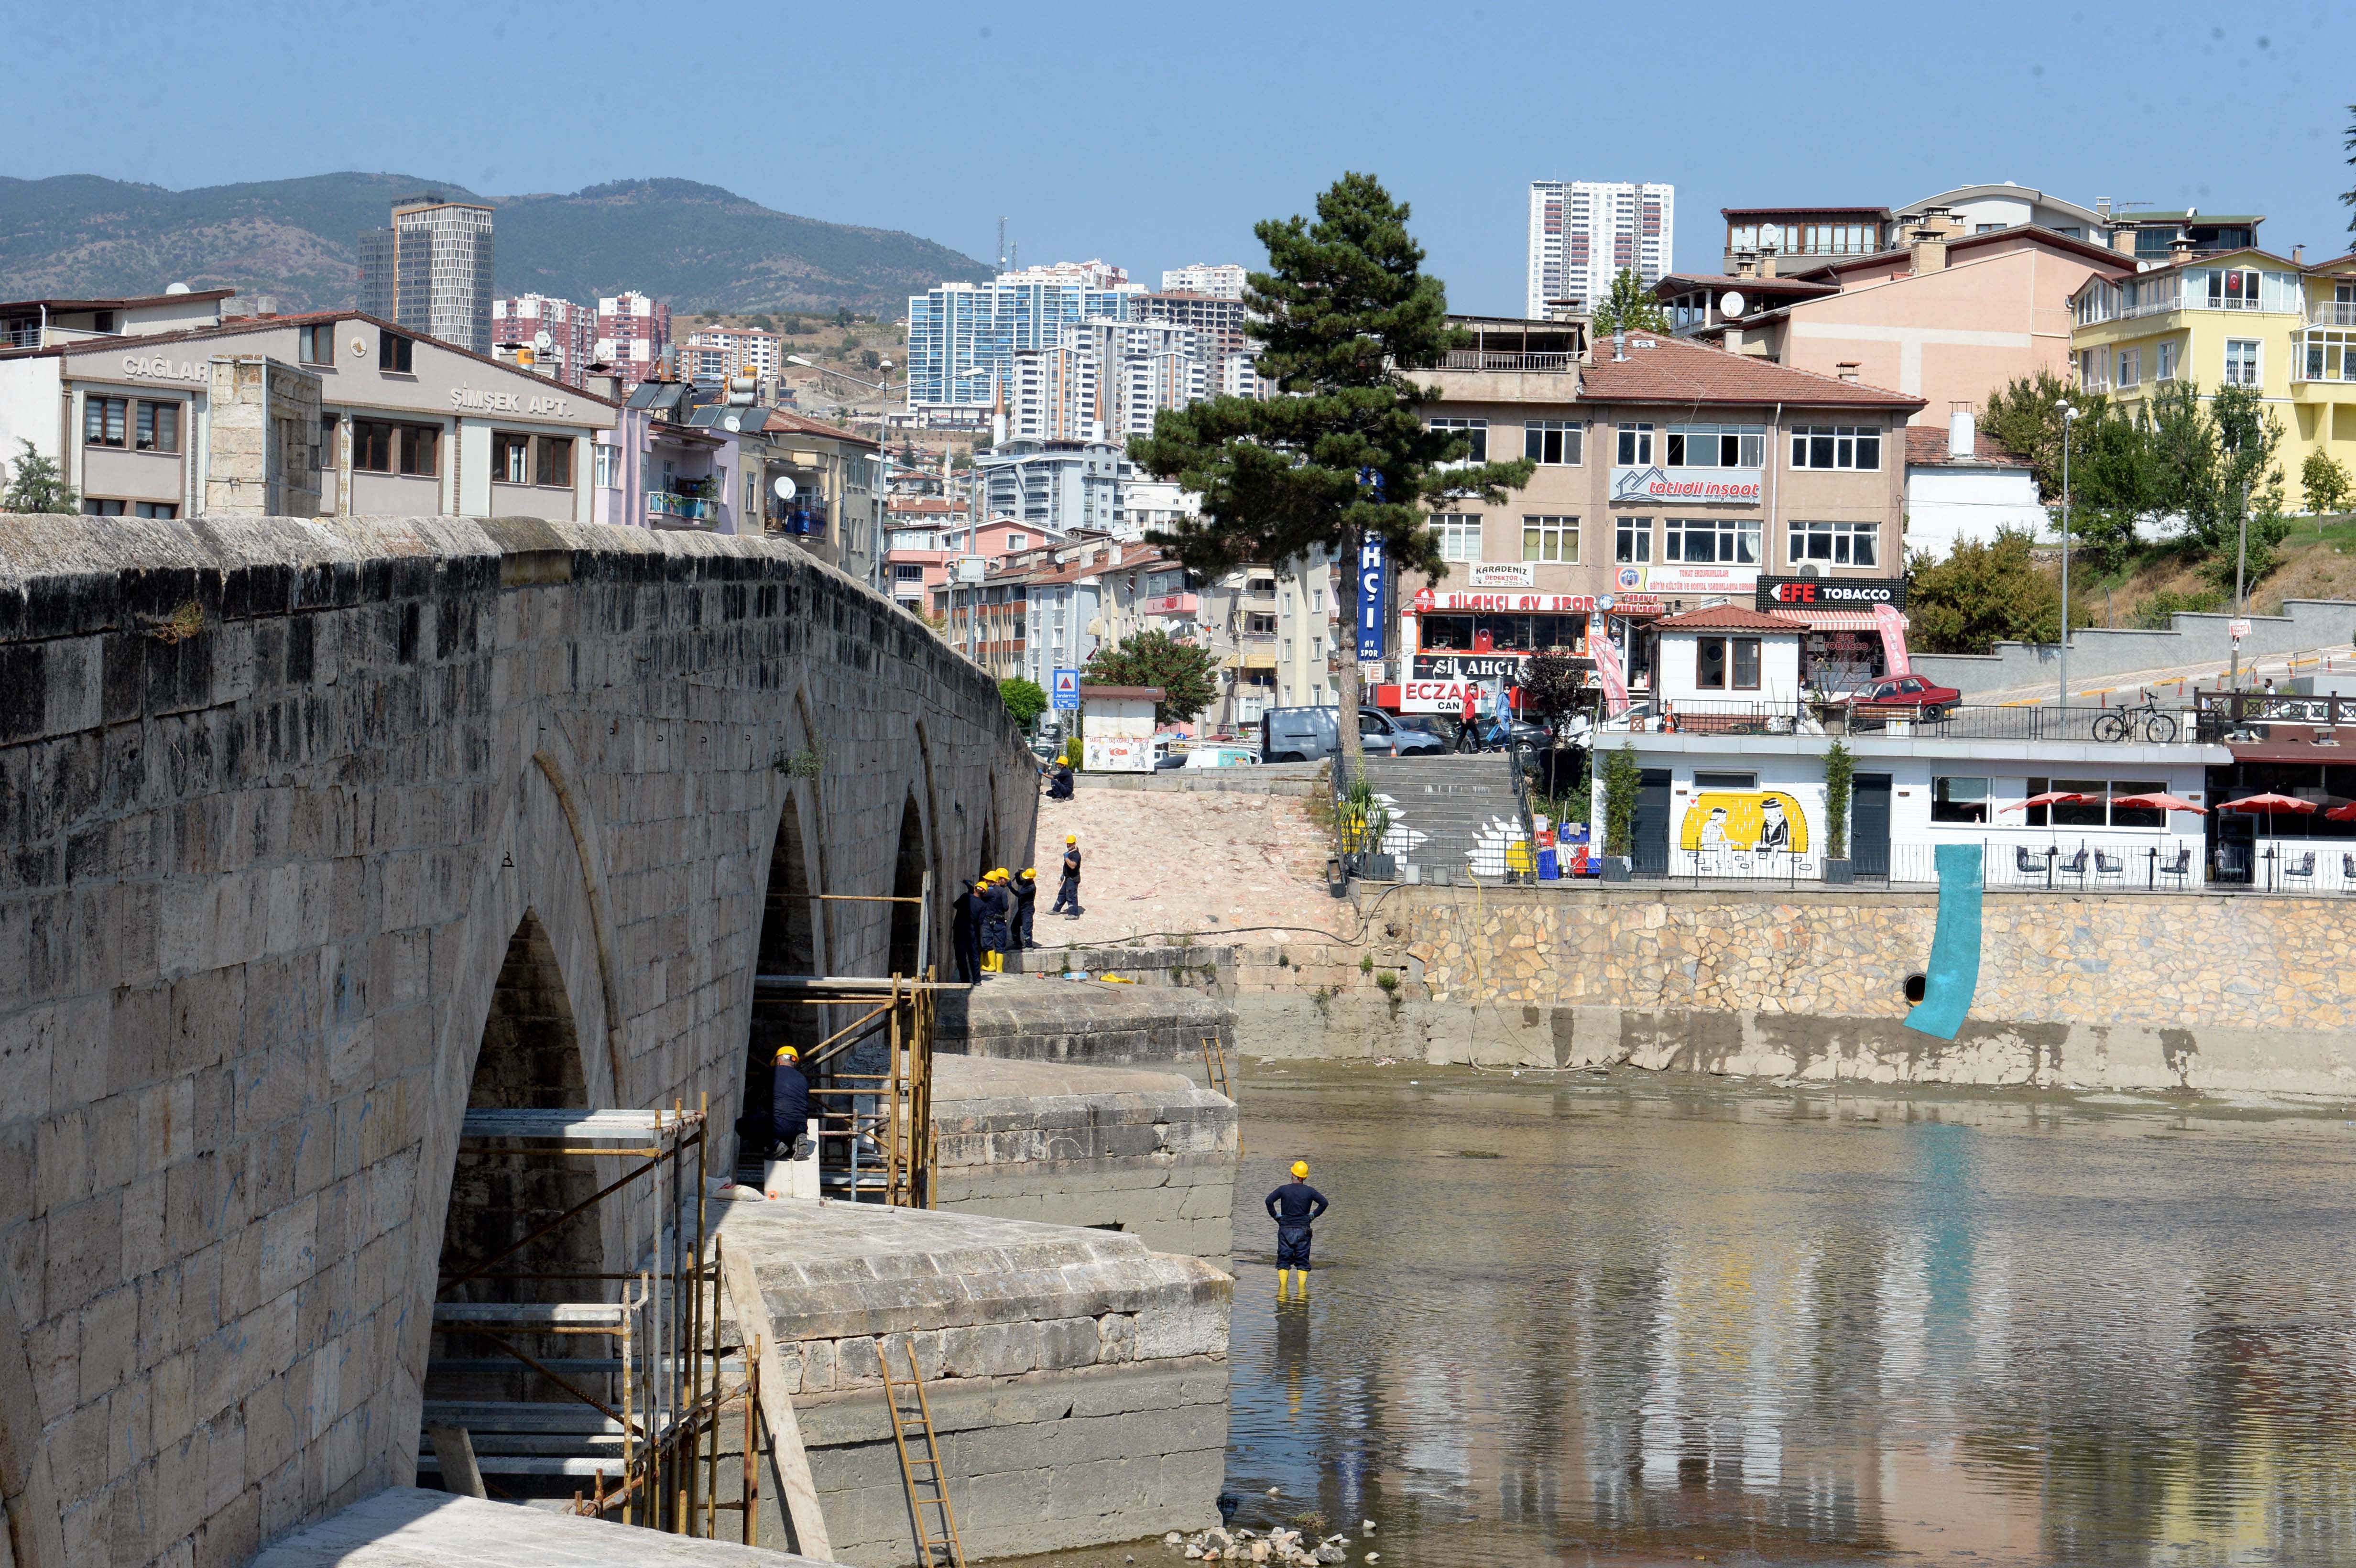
[2013, 845, 2044, 884]
[2055, 847, 2088, 888]
[2283, 851, 2317, 886]
[2342, 851, 2356, 890]
[2158, 846, 2192, 890]
[2094, 849, 2125, 888]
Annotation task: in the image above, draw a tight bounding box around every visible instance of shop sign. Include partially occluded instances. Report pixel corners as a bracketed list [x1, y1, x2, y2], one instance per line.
[117, 354, 208, 384]
[1754, 576, 1908, 610]
[1356, 535, 1386, 661]
[1411, 589, 1597, 614]
[1618, 564, 1759, 594]
[1412, 653, 1553, 681]
[1609, 465, 1763, 504]
[1397, 679, 1509, 714]
[451, 385, 576, 417]
[1465, 562, 1536, 588]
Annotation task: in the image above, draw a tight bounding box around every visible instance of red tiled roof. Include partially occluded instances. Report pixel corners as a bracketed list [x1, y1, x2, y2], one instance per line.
[1721, 206, 1891, 219]
[1578, 333, 1921, 410]
[763, 409, 879, 448]
[1904, 425, 2031, 468]
[1654, 605, 1804, 632]
[0, 288, 237, 312]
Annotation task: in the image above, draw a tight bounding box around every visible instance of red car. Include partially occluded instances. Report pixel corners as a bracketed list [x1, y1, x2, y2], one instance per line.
[1838, 674, 1961, 720]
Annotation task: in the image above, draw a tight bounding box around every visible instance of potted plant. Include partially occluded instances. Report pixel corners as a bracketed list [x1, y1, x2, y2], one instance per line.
[1822, 739, 1854, 884]
[1600, 742, 1640, 882]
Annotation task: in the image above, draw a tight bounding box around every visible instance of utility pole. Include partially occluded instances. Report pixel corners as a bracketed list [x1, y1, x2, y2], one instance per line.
[2230, 429, 2247, 689]
[2059, 403, 2079, 715]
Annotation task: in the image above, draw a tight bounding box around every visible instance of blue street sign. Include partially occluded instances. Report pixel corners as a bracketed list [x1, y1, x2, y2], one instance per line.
[1356, 535, 1386, 662]
[1051, 668, 1081, 709]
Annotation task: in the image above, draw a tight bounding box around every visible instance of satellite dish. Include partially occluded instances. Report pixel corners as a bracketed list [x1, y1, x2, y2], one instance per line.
[164, 282, 191, 296]
[533, 329, 553, 352]
[773, 476, 797, 501]
[722, 414, 742, 432]
[1759, 223, 1783, 249]
[1720, 290, 1746, 318]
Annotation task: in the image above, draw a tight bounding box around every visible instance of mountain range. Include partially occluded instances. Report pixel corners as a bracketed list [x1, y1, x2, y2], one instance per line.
[0, 172, 992, 316]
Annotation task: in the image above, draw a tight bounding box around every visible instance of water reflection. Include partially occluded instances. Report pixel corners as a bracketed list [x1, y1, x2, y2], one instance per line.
[1222, 1070, 2356, 1566]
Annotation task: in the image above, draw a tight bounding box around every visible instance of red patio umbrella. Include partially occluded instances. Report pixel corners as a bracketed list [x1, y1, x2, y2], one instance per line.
[2326, 802, 2356, 822]
[1999, 791, 2096, 812]
[2111, 793, 2208, 815]
[2220, 793, 2317, 814]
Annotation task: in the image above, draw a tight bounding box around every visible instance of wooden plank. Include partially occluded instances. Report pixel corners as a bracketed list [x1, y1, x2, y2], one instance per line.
[432, 1301, 629, 1328]
[424, 1425, 487, 1499]
[721, 1247, 832, 1561]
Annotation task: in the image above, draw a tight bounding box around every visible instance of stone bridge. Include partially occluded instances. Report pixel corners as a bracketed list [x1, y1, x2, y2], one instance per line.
[0, 515, 1037, 1568]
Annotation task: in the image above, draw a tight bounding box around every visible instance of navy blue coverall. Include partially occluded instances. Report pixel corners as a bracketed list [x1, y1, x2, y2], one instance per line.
[1265, 1180, 1330, 1269]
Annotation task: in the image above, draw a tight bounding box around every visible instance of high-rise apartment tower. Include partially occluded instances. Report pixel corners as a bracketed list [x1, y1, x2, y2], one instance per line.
[1526, 181, 1673, 318]
[358, 196, 495, 353]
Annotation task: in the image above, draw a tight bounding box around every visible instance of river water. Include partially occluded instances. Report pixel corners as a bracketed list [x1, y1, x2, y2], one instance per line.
[1196, 1064, 2356, 1568]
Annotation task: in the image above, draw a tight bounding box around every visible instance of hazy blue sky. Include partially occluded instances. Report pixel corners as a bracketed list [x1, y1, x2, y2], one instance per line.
[6, 0, 2351, 314]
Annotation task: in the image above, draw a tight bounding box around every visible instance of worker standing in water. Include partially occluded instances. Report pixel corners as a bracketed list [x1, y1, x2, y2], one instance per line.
[1265, 1160, 1329, 1300]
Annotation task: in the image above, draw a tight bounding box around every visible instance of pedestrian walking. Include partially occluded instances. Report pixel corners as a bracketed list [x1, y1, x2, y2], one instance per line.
[1266, 1160, 1329, 1300]
[952, 877, 983, 984]
[1458, 688, 1478, 753]
[1052, 835, 1083, 918]
[1012, 867, 1039, 949]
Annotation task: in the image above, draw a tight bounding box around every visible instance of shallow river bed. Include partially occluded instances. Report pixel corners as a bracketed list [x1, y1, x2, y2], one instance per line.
[1008, 1062, 2356, 1568]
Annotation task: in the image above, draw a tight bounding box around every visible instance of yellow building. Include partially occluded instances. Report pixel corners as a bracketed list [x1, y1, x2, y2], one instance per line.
[2068, 246, 2356, 498]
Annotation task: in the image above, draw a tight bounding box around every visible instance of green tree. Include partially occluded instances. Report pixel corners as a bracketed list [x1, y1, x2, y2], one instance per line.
[1518, 649, 1590, 744]
[1588, 266, 1671, 337]
[1600, 743, 1642, 857]
[1082, 630, 1218, 724]
[1822, 740, 1855, 862]
[1131, 172, 1533, 785]
[1907, 529, 2079, 654]
[997, 676, 1047, 729]
[834, 305, 855, 327]
[2, 441, 77, 513]
[2302, 448, 2352, 517]
[1981, 371, 2152, 569]
[749, 313, 776, 333]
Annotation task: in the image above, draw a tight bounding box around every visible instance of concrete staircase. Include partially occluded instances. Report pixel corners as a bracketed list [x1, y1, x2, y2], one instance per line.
[1353, 753, 1528, 882]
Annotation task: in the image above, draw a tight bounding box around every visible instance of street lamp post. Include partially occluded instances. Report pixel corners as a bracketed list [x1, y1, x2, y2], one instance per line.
[785, 352, 904, 593]
[2228, 427, 2248, 689]
[2058, 402, 2080, 716]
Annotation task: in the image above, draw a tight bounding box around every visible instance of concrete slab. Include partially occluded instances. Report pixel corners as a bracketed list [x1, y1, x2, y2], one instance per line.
[250, 1487, 843, 1568]
[939, 980, 1236, 1065]
[930, 1055, 1237, 1263]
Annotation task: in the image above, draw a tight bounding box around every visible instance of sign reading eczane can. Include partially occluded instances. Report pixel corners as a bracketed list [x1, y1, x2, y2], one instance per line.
[1754, 576, 1909, 610]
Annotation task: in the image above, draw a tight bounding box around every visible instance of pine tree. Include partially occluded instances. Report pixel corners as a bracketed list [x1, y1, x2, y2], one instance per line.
[1130, 173, 1533, 786]
[2, 441, 78, 513]
[1588, 267, 1671, 337]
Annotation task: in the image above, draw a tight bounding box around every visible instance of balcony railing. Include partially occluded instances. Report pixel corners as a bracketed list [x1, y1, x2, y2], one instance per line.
[1430, 349, 1577, 373]
[647, 491, 712, 522]
[2311, 302, 2356, 326]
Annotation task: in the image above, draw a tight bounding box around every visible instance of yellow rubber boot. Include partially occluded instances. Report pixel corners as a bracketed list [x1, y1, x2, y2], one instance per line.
[1294, 1271, 1309, 1298]
[1276, 1269, 1290, 1301]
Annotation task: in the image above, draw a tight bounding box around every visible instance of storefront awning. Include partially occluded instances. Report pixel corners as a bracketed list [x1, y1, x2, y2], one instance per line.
[1241, 653, 1277, 670]
[1779, 609, 1907, 632]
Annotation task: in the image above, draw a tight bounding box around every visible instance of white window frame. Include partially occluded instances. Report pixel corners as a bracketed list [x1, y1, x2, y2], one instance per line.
[1615, 516, 1653, 565]
[1431, 513, 1483, 562]
[1663, 515, 1762, 565]
[1524, 420, 1582, 465]
[2224, 338, 2262, 388]
[1523, 515, 1578, 563]
[1787, 519, 1879, 567]
[2116, 347, 2140, 389]
[1789, 425, 1882, 471]
[594, 443, 620, 489]
[1429, 418, 1488, 465]
[2155, 340, 2177, 382]
[1666, 424, 1765, 469]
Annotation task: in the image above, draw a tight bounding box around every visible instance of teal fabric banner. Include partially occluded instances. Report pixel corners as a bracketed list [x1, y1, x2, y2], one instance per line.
[1905, 843, 1984, 1041]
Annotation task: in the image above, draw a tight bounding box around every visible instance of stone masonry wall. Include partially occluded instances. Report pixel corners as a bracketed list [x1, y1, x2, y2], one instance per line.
[0, 513, 1036, 1568]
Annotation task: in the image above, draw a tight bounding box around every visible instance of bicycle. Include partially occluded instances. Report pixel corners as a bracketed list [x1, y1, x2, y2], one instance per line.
[2091, 699, 2178, 743]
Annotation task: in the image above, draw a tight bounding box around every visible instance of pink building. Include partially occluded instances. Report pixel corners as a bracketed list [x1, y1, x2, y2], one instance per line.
[595, 292, 672, 393]
[888, 512, 1060, 614]
[491, 294, 596, 389]
[1660, 224, 2128, 425]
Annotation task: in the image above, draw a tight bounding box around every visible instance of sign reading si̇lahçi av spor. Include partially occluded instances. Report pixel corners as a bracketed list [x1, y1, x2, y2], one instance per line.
[1754, 576, 1908, 610]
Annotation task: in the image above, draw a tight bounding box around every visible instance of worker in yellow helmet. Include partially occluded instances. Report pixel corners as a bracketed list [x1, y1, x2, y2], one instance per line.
[734, 1037, 811, 1170]
[1012, 868, 1039, 951]
[1053, 834, 1083, 920]
[979, 870, 1011, 972]
[1266, 1159, 1329, 1300]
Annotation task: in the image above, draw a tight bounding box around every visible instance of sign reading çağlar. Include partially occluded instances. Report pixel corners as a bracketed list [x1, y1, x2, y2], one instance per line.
[1610, 465, 1762, 504]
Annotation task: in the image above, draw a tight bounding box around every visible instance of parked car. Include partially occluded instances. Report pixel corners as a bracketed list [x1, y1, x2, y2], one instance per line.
[1260, 706, 1429, 763]
[1028, 735, 1063, 762]
[1832, 675, 1962, 722]
[1153, 738, 1189, 771]
[1183, 746, 1260, 769]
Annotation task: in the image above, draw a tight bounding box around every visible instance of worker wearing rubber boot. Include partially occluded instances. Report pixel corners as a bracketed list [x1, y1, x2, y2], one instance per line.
[1012, 867, 1040, 950]
[979, 869, 1012, 972]
[763, 1045, 818, 1200]
[1266, 1160, 1329, 1299]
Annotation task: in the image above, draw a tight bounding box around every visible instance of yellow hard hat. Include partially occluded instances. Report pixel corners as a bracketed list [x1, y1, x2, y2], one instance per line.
[774, 1045, 800, 1063]
[1065, 834, 1077, 844]
[1290, 1160, 1309, 1179]
[991, 867, 1009, 881]
[1018, 868, 1036, 881]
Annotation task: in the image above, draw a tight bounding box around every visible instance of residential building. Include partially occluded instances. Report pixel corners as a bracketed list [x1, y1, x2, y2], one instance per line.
[1, 287, 235, 349]
[1160, 264, 1247, 300]
[1662, 222, 2129, 426]
[763, 408, 887, 582]
[2067, 244, 2356, 498]
[2108, 210, 2266, 263]
[677, 342, 730, 389]
[1719, 207, 1895, 275]
[1893, 183, 2113, 244]
[904, 268, 1143, 425]
[1527, 181, 1674, 317]
[892, 514, 1054, 615]
[593, 376, 729, 534]
[596, 292, 673, 393]
[1273, 548, 1340, 708]
[491, 294, 596, 389]
[1142, 292, 1251, 361]
[1122, 479, 1198, 539]
[1904, 413, 2043, 558]
[0, 311, 614, 523]
[975, 437, 1133, 537]
[1220, 353, 1275, 401]
[358, 196, 495, 354]
[1388, 320, 1920, 711]
[1713, 185, 2239, 276]
[684, 325, 782, 382]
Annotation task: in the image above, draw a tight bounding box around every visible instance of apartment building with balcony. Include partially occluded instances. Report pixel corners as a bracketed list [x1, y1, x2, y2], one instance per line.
[1402, 325, 1920, 708]
[1662, 221, 2128, 427]
[2067, 245, 2356, 490]
[595, 292, 673, 393]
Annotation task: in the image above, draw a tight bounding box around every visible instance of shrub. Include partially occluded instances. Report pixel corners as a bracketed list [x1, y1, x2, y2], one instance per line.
[1823, 740, 1854, 861]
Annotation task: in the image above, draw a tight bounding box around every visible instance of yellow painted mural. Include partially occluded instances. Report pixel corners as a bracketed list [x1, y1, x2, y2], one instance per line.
[1679, 791, 1811, 856]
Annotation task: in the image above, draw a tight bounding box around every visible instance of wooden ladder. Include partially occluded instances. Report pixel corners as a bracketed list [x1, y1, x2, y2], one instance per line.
[879, 1339, 967, 1568]
[1200, 1035, 1232, 1099]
